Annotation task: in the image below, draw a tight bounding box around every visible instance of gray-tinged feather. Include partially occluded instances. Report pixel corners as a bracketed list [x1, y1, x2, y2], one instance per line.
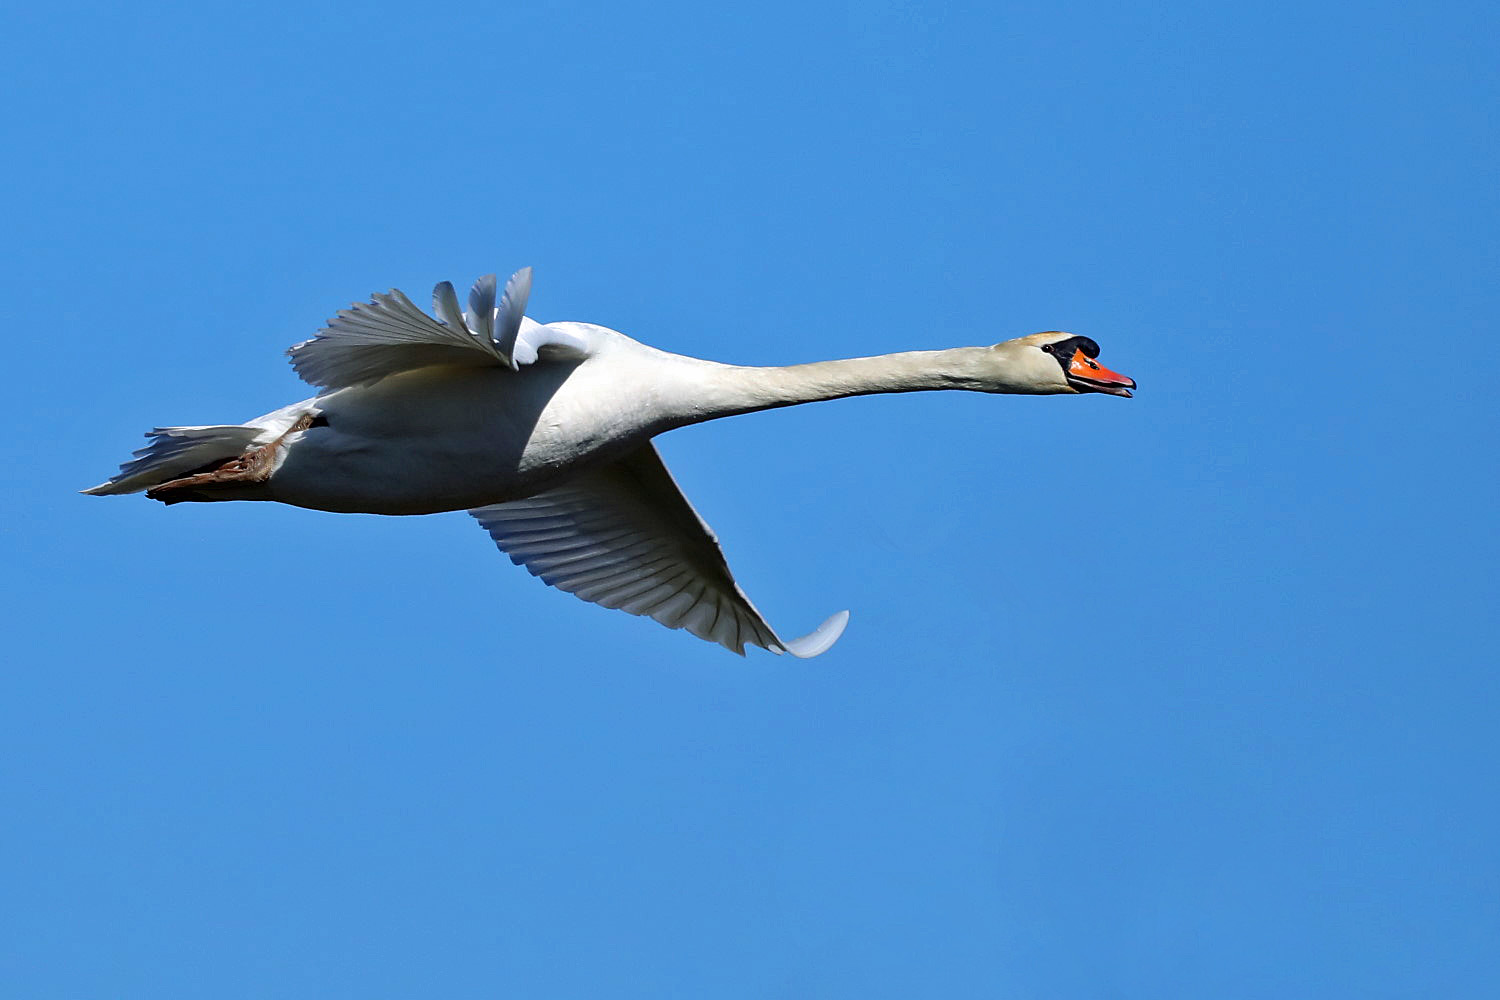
[432, 281, 467, 334]
[467, 441, 847, 657]
[492, 266, 533, 370]
[289, 279, 515, 389]
[466, 273, 496, 342]
[650, 587, 702, 629]
[81, 424, 266, 495]
[554, 552, 683, 592]
[524, 537, 661, 574]
[284, 267, 591, 391]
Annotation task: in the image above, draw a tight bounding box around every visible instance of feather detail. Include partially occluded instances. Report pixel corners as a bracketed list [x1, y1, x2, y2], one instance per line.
[469, 442, 848, 657]
[466, 273, 496, 343]
[284, 267, 586, 390]
[492, 266, 532, 370]
[432, 280, 467, 334]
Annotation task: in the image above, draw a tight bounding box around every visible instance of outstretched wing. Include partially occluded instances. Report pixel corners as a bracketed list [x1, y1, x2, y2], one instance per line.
[469, 443, 849, 658]
[288, 266, 589, 391]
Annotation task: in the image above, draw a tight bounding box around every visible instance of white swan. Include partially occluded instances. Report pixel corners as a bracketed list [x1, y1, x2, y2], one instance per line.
[84, 267, 1135, 657]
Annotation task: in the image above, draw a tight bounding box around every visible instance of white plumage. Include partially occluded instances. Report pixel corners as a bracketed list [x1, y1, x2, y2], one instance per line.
[85, 266, 1134, 657]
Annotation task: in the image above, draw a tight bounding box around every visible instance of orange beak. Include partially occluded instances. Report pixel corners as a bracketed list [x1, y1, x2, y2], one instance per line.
[1067, 348, 1136, 397]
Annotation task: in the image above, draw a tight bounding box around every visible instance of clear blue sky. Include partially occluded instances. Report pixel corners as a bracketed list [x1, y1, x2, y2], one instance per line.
[3, 1, 1496, 996]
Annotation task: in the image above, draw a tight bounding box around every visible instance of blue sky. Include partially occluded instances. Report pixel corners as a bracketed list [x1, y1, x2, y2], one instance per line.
[3, 1, 1496, 996]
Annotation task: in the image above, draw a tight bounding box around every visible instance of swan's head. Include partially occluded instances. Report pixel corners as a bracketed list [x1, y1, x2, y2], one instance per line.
[990, 331, 1136, 397]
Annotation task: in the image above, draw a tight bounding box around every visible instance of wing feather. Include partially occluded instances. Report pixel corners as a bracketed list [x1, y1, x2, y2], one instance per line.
[287, 267, 589, 391]
[432, 280, 467, 333]
[465, 273, 496, 343]
[469, 443, 848, 657]
[493, 267, 532, 370]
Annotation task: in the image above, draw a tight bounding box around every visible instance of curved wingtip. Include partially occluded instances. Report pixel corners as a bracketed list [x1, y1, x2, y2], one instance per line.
[779, 610, 851, 659]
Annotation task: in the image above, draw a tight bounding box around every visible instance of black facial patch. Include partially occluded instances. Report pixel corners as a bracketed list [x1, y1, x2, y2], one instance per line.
[1040, 335, 1101, 373]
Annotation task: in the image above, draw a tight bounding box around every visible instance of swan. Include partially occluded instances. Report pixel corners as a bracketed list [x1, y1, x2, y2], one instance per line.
[84, 267, 1135, 658]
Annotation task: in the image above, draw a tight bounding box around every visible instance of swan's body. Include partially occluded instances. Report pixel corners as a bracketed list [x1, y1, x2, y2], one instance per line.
[85, 267, 1135, 657]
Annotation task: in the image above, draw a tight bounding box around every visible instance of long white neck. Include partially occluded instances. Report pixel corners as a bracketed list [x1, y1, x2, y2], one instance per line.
[653, 346, 1038, 428]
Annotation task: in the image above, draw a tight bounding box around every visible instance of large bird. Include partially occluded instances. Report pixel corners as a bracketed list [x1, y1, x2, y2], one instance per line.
[85, 267, 1135, 657]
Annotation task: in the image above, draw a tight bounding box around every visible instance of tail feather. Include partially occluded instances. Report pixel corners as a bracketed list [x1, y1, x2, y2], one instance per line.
[82, 425, 265, 495]
[82, 398, 319, 496]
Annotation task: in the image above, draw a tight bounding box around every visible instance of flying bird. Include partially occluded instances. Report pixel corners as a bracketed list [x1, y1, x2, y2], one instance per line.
[85, 267, 1135, 657]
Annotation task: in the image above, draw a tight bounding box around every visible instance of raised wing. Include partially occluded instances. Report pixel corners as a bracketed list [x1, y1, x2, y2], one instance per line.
[288, 266, 588, 391]
[470, 444, 849, 658]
